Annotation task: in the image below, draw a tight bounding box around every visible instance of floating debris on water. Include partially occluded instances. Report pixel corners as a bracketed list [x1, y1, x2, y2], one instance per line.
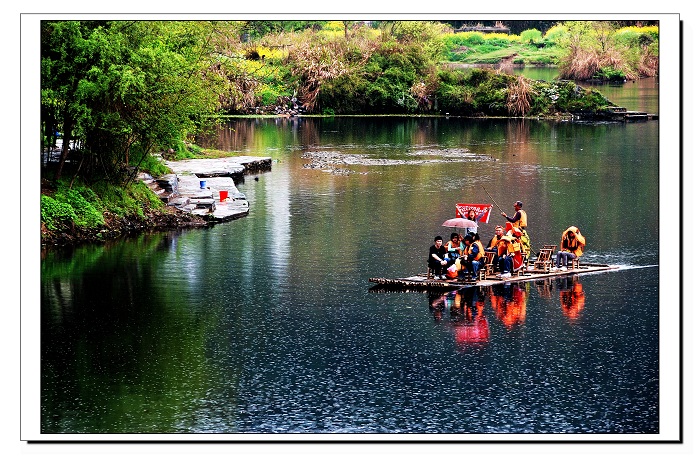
[301, 149, 496, 174]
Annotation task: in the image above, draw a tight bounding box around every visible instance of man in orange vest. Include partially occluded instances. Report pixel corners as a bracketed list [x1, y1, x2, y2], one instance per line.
[501, 200, 531, 257]
[555, 226, 586, 270]
[464, 232, 485, 280]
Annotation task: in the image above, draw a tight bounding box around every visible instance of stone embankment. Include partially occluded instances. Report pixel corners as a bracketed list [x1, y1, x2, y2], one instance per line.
[141, 156, 272, 223]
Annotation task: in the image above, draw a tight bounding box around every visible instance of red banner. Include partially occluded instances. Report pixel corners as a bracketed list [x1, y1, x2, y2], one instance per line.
[456, 203, 493, 223]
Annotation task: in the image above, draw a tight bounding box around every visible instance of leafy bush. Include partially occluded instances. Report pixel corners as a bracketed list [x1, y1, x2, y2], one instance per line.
[41, 194, 77, 230]
[91, 182, 145, 218]
[615, 25, 659, 46]
[252, 45, 289, 63]
[453, 32, 485, 46]
[543, 25, 568, 45]
[55, 187, 104, 228]
[318, 72, 369, 113]
[435, 82, 474, 113]
[170, 141, 205, 160]
[520, 29, 543, 44]
[553, 80, 612, 112]
[614, 28, 642, 47]
[464, 67, 496, 87]
[391, 21, 450, 59]
[258, 84, 282, 106]
[130, 179, 164, 208]
[529, 82, 557, 115]
[484, 37, 512, 48]
[138, 154, 170, 177]
[593, 66, 627, 81]
[323, 21, 345, 32]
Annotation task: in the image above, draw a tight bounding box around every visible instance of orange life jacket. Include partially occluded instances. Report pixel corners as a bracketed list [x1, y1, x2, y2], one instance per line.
[487, 235, 502, 250]
[472, 240, 485, 261]
[560, 227, 585, 257]
[513, 209, 527, 229]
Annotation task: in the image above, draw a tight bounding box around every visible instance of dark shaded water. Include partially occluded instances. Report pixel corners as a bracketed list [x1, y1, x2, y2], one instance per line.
[40, 82, 661, 435]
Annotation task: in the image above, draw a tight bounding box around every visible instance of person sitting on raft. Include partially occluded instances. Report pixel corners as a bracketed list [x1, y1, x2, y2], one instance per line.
[485, 225, 505, 271]
[495, 235, 516, 279]
[555, 226, 586, 270]
[463, 232, 485, 281]
[445, 232, 464, 266]
[428, 235, 449, 279]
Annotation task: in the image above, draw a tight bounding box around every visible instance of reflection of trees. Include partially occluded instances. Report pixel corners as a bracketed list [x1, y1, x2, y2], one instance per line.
[489, 283, 528, 329]
[41, 234, 228, 433]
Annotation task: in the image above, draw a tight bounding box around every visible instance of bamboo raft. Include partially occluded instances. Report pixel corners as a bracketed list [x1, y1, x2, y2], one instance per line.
[369, 263, 619, 291]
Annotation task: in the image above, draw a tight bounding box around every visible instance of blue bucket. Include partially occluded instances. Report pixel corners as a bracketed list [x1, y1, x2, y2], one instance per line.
[199, 180, 206, 189]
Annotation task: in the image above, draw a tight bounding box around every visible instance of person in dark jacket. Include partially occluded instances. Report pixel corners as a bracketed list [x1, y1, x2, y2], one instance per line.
[428, 236, 449, 279]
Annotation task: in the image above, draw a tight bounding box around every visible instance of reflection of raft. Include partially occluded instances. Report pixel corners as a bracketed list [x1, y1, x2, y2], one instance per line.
[369, 263, 619, 291]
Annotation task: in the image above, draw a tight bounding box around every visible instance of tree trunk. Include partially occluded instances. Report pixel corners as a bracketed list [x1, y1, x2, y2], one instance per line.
[55, 119, 73, 181]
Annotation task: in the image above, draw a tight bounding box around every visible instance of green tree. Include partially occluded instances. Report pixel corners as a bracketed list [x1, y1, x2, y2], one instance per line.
[389, 21, 451, 60]
[41, 21, 225, 183]
[520, 28, 543, 44]
[41, 20, 108, 180]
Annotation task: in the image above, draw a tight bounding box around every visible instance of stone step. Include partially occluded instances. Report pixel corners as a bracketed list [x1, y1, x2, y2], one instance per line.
[139, 160, 256, 222]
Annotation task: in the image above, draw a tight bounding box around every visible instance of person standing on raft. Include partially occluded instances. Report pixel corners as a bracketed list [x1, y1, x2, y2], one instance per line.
[501, 200, 531, 258]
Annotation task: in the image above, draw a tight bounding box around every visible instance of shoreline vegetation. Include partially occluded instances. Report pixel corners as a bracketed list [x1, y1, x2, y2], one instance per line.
[40, 20, 658, 248]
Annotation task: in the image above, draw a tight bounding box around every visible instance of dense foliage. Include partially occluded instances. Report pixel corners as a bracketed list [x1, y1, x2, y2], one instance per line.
[205, 20, 656, 115]
[41, 20, 658, 164]
[41, 20, 228, 182]
[41, 177, 165, 237]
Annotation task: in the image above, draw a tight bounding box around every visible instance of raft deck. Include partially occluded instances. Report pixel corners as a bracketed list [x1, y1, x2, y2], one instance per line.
[369, 263, 619, 290]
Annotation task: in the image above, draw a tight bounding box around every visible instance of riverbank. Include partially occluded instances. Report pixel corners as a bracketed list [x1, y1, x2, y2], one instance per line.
[40, 155, 272, 249]
[39, 201, 208, 248]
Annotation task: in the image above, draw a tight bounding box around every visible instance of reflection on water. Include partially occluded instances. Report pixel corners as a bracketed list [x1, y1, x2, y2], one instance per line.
[490, 283, 528, 329]
[558, 277, 586, 321]
[429, 288, 490, 351]
[428, 275, 587, 351]
[41, 113, 661, 435]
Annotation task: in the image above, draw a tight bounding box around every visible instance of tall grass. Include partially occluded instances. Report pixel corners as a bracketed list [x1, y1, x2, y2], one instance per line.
[506, 75, 533, 116]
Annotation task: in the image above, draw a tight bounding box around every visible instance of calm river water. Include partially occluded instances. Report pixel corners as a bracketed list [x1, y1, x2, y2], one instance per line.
[40, 77, 663, 436]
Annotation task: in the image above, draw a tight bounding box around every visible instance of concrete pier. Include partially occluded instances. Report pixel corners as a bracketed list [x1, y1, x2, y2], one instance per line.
[141, 156, 272, 223]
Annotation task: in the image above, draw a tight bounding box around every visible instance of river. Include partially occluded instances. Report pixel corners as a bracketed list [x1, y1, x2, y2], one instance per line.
[38, 76, 668, 438]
